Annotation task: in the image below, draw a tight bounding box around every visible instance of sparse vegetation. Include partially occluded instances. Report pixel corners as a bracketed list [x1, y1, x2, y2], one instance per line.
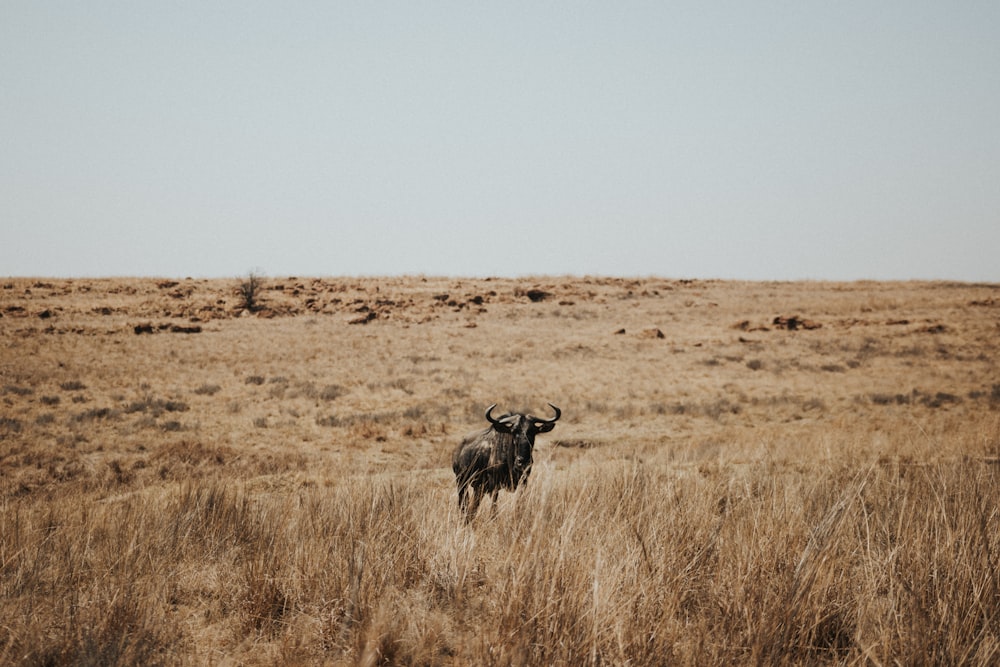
[237, 270, 265, 313]
[319, 383, 347, 401]
[1, 276, 999, 664]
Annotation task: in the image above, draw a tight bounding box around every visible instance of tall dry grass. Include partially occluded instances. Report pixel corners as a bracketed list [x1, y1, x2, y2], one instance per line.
[2, 276, 999, 664]
[3, 437, 1000, 665]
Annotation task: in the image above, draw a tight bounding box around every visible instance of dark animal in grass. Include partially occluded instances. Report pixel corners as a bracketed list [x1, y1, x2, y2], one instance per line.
[452, 403, 561, 522]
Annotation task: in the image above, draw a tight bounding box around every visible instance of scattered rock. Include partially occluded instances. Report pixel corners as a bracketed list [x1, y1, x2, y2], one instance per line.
[347, 311, 377, 325]
[614, 328, 626, 335]
[773, 315, 821, 331]
[733, 320, 770, 332]
[639, 328, 665, 339]
[135, 322, 202, 334]
[552, 439, 601, 449]
[526, 289, 550, 302]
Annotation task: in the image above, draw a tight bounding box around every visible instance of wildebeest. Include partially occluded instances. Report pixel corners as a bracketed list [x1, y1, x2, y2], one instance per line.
[452, 403, 561, 522]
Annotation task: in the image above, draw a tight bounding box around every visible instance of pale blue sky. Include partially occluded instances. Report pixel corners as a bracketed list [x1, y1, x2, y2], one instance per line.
[2, 2, 998, 280]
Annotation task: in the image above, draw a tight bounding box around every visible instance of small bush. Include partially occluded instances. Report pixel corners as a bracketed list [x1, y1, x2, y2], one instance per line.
[402, 405, 425, 420]
[125, 397, 189, 416]
[0, 416, 23, 433]
[74, 407, 120, 422]
[871, 393, 909, 406]
[921, 392, 962, 409]
[286, 381, 316, 399]
[320, 384, 347, 401]
[801, 397, 826, 411]
[237, 271, 264, 312]
[705, 398, 742, 420]
[316, 415, 341, 428]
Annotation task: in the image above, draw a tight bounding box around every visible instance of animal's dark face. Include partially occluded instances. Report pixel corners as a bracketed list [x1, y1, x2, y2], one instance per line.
[486, 404, 561, 473]
[493, 415, 538, 470]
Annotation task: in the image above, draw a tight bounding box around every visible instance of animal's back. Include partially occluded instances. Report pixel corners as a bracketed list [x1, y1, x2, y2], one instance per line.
[453, 428, 492, 475]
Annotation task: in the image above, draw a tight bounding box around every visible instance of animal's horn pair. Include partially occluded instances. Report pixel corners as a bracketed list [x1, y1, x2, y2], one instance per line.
[485, 403, 561, 425]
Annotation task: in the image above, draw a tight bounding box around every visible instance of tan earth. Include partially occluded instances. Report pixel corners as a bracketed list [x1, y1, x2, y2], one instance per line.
[2, 276, 999, 664]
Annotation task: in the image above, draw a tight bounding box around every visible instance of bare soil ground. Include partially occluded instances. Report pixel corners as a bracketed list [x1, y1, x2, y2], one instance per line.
[2, 276, 999, 665]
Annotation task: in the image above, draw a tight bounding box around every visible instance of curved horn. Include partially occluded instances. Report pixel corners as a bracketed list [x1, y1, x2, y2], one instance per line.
[485, 403, 501, 426]
[536, 403, 561, 424]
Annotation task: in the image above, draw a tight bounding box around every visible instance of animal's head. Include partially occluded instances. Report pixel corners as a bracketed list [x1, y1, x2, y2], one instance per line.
[485, 403, 561, 471]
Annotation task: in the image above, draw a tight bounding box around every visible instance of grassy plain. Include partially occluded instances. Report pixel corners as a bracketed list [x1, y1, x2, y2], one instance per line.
[1, 275, 999, 665]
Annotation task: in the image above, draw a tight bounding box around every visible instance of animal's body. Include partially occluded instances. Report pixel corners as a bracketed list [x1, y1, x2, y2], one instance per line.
[452, 403, 560, 522]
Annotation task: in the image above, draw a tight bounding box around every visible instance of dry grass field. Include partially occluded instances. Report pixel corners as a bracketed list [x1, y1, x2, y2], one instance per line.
[2, 275, 999, 665]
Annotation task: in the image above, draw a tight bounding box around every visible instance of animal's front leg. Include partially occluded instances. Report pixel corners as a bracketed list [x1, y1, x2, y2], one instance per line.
[457, 482, 469, 515]
[466, 486, 484, 523]
[490, 489, 500, 518]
